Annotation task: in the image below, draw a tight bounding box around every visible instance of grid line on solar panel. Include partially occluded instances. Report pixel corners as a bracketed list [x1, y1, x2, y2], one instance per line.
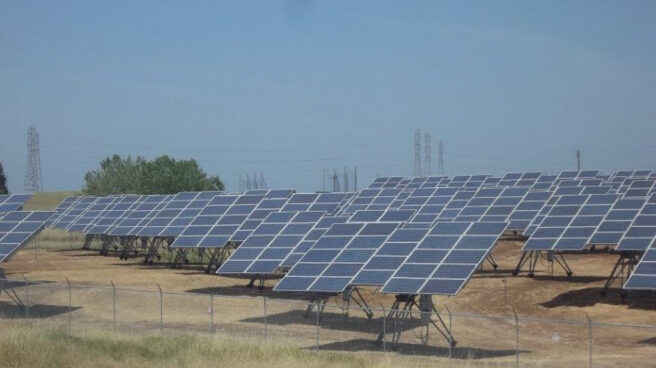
[381, 221, 508, 295]
[51, 196, 99, 229]
[0, 211, 55, 262]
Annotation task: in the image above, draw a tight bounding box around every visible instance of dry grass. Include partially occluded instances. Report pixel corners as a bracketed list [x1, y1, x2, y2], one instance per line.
[0, 322, 450, 368]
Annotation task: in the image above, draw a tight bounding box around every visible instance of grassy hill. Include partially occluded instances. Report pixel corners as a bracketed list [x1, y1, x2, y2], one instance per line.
[22, 191, 79, 211]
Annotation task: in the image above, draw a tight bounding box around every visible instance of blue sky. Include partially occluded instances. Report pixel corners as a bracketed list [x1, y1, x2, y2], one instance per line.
[1, 1, 655, 192]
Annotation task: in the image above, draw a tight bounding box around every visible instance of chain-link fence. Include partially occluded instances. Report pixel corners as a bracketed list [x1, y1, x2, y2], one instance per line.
[1, 277, 655, 367]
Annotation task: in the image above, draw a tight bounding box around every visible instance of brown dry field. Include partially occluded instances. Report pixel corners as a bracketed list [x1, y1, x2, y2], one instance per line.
[1, 193, 655, 367]
[3, 238, 655, 324]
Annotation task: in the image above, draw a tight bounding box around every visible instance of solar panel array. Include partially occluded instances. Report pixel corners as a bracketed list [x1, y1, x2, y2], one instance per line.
[22, 169, 656, 294]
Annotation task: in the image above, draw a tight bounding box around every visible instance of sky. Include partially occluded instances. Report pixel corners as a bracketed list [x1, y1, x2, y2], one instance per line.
[1, 1, 655, 193]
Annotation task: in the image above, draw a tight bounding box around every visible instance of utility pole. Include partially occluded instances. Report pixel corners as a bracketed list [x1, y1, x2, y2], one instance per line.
[259, 172, 267, 189]
[354, 166, 357, 192]
[424, 133, 432, 176]
[413, 128, 422, 177]
[576, 149, 581, 171]
[24, 125, 43, 192]
[343, 167, 349, 192]
[437, 141, 445, 176]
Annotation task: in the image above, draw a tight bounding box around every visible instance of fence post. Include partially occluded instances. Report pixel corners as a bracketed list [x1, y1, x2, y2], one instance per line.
[110, 281, 116, 329]
[381, 304, 387, 352]
[66, 278, 72, 336]
[209, 293, 214, 336]
[513, 309, 519, 368]
[157, 283, 163, 333]
[444, 304, 452, 359]
[22, 274, 29, 321]
[586, 313, 592, 368]
[263, 296, 268, 343]
[315, 301, 320, 351]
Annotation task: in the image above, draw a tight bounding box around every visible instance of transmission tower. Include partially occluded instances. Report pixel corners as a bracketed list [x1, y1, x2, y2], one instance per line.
[24, 125, 42, 193]
[424, 133, 432, 175]
[413, 128, 422, 177]
[343, 167, 349, 192]
[332, 168, 340, 192]
[437, 141, 445, 176]
[259, 172, 267, 189]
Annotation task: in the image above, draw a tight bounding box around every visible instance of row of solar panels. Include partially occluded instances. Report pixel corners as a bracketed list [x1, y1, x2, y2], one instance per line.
[38, 170, 656, 295]
[2, 170, 655, 296]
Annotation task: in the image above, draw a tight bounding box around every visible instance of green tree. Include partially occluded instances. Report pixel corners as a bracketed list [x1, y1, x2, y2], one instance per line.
[82, 154, 224, 195]
[0, 162, 8, 194]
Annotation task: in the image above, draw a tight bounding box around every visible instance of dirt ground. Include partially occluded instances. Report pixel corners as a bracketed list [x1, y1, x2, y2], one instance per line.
[2, 237, 655, 325]
[2, 238, 656, 367]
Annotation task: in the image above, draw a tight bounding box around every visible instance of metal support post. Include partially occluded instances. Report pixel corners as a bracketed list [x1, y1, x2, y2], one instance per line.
[263, 296, 268, 343]
[513, 309, 519, 368]
[157, 283, 163, 333]
[445, 304, 452, 359]
[315, 301, 320, 351]
[110, 281, 117, 329]
[210, 293, 214, 335]
[66, 278, 72, 336]
[381, 305, 387, 352]
[22, 274, 29, 320]
[586, 313, 592, 368]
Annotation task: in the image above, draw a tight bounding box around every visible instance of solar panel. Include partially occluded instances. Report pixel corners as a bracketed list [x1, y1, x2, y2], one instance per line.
[217, 211, 327, 275]
[615, 193, 656, 252]
[171, 190, 294, 248]
[0, 211, 54, 262]
[589, 196, 648, 246]
[0, 193, 33, 213]
[110, 194, 177, 236]
[279, 215, 351, 268]
[86, 194, 144, 235]
[46, 196, 81, 226]
[67, 196, 122, 233]
[507, 191, 553, 232]
[50, 196, 98, 229]
[274, 212, 407, 292]
[138, 193, 221, 238]
[624, 245, 656, 290]
[382, 221, 508, 295]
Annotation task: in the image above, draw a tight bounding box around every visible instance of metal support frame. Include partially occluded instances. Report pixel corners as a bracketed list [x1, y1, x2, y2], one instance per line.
[304, 295, 328, 319]
[118, 237, 140, 261]
[338, 287, 373, 320]
[205, 244, 235, 273]
[513, 251, 573, 278]
[375, 294, 456, 349]
[0, 272, 25, 306]
[247, 278, 266, 290]
[99, 235, 120, 256]
[484, 254, 498, 271]
[601, 251, 640, 297]
[142, 238, 165, 264]
[81, 234, 96, 250]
